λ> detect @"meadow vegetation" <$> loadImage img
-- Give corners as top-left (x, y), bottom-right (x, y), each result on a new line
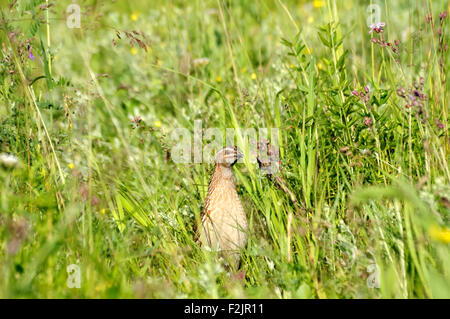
top-left (0, 0), bottom-right (449, 298)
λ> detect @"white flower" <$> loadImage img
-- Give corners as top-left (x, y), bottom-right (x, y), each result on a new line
top-left (0, 153), bottom-right (19, 168)
top-left (192, 57), bottom-right (210, 67)
top-left (369, 22), bottom-right (386, 33)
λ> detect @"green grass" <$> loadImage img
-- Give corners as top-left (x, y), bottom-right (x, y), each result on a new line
top-left (0, 0), bottom-right (449, 298)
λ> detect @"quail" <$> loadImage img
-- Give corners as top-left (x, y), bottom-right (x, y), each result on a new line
top-left (197, 146), bottom-right (248, 268)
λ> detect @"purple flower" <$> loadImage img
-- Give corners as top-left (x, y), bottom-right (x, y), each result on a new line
top-left (435, 119), bottom-right (444, 130)
top-left (364, 117), bottom-right (372, 127)
top-left (364, 86), bottom-right (369, 94)
top-left (27, 45), bottom-right (35, 61)
top-left (440, 11), bottom-right (447, 20)
top-left (352, 90), bottom-right (358, 97)
top-left (369, 22), bottom-right (386, 34)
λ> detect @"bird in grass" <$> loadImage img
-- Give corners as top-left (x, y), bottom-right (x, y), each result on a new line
top-left (196, 146), bottom-right (248, 268)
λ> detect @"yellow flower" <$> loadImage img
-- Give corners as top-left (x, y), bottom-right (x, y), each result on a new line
top-left (130, 47), bottom-right (137, 55)
top-left (317, 62), bottom-right (324, 70)
top-left (290, 64), bottom-right (295, 69)
top-left (313, 0), bottom-right (324, 8)
top-left (216, 76), bottom-right (222, 83)
top-left (251, 73), bottom-right (257, 80)
top-left (154, 120), bottom-right (162, 128)
top-left (308, 16), bottom-right (314, 24)
top-left (100, 208), bottom-right (107, 215)
top-left (68, 163), bottom-right (74, 170)
top-left (130, 12), bottom-right (140, 21)
top-left (304, 47), bottom-right (314, 54)
top-left (241, 67), bottom-right (246, 74)
top-left (430, 225), bottom-right (450, 244)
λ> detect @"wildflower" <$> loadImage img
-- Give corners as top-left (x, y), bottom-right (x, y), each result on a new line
top-left (192, 57), bottom-right (210, 67)
top-left (0, 153), bottom-right (19, 169)
top-left (91, 196), bottom-right (100, 206)
top-left (364, 117), bottom-right (372, 127)
top-left (131, 116), bottom-right (142, 124)
top-left (154, 120), bottom-right (162, 128)
top-left (439, 11), bottom-right (447, 21)
top-left (307, 16), bottom-right (314, 24)
top-left (429, 225), bottom-right (450, 244)
top-left (251, 73), bottom-right (257, 80)
top-left (313, 0), bottom-right (324, 8)
top-left (100, 208), bottom-right (107, 215)
top-left (397, 87), bottom-right (406, 97)
top-left (216, 76), bottom-right (222, 83)
top-left (68, 163), bottom-right (74, 170)
top-left (130, 12), bottom-right (140, 21)
top-left (27, 45), bottom-right (35, 61)
top-left (435, 119), bottom-right (444, 130)
top-left (369, 22), bottom-right (386, 34)
top-left (353, 87), bottom-right (370, 103)
top-left (289, 64), bottom-right (295, 69)
top-left (411, 96), bottom-right (419, 107)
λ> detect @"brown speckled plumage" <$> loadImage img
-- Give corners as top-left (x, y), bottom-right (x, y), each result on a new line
top-left (197, 147), bottom-right (248, 268)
